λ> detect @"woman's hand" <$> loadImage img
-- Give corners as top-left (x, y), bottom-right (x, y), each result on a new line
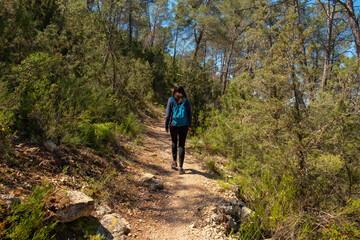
top-left (166, 129), bottom-right (169, 133)
top-left (188, 127), bottom-right (191, 134)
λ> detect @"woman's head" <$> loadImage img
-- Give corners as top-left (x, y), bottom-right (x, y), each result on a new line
top-left (172, 85), bottom-right (187, 103)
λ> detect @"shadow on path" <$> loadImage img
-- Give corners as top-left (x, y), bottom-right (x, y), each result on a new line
top-left (184, 168), bottom-right (213, 179)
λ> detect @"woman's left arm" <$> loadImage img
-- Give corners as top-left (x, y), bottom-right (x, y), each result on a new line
top-left (165, 98), bottom-right (172, 132)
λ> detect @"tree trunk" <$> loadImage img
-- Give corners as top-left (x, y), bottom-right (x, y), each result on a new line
top-left (87, 0), bottom-right (95, 10)
top-left (129, 7), bottom-right (133, 45)
top-left (193, 27), bottom-right (203, 63)
top-left (219, 49), bottom-right (225, 93)
top-left (221, 41), bottom-right (234, 96)
top-left (58, 0), bottom-right (68, 34)
top-left (111, 52), bottom-right (117, 92)
top-left (339, 0), bottom-right (360, 58)
top-left (173, 27), bottom-right (179, 65)
top-left (321, 0), bottom-right (336, 90)
top-left (309, 45), bottom-right (320, 102)
top-left (203, 40), bottom-right (207, 68)
top-left (103, 0), bottom-right (115, 69)
top-left (150, 16), bottom-right (158, 47)
top-left (291, 62), bottom-right (306, 171)
top-left (294, 0), bottom-right (309, 81)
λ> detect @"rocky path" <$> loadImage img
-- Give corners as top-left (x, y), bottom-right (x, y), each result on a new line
top-left (124, 116), bottom-right (242, 240)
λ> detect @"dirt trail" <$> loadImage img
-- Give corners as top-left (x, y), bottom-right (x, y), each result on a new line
top-left (125, 116), bottom-right (229, 240)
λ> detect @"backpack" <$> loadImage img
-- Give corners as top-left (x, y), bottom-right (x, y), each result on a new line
top-left (170, 97), bottom-right (187, 127)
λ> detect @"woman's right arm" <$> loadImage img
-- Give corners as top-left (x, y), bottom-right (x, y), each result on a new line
top-left (186, 99), bottom-right (192, 134)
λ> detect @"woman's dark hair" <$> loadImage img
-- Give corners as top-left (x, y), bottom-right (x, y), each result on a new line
top-left (172, 85), bottom-right (187, 104)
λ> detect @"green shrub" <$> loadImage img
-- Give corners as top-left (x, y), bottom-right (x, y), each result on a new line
top-left (54, 216), bottom-right (104, 240)
top-left (204, 159), bottom-right (225, 178)
top-left (64, 120), bottom-right (116, 151)
top-left (80, 122), bottom-right (115, 150)
top-left (5, 184), bottom-right (57, 240)
top-left (0, 122), bottom-right (13, 161)
top-left (199, 76), bottom-right (360, 239)
top-left (119, 58), bottom-right (154, 104)
top-left (205, 159), bottom-right (217, 173)
top-left (62, 115), bottom-right (143, 150)
top-left (118, 115), bottom-right (142, 138)
top-left (8, 53), bottom-right (61, 138)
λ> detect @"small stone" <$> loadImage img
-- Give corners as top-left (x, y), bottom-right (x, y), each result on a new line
top-left (141, 173), bottom-right (155, 185)
top-left (229, 220), bottom-right (240, 232)
top-left (11, 134), bottom-right (19, 140)
top-left (211, 214), bottom-right (219, 222)
top-left (219, 200), bottom-right (231, 207)
top-left (21, 182), bottom-right (32, 190)
top-left (229, 197), bottom-right (243, 207)
top-left (93, 203), bottom-right (112, 218)
top-left (44, 140), bottom-right (57, 152)
top-left (241, 206), bottom-right (253, 219)
top-left (150, 179), bottom-right (164, 191)
top-left (0, 194), bottom-right (21, 208)
top-left (210, 206), bottom-right (217, 213)
top-left (141, 173), bottom-right (164, 191)
top-left (219, 205), bottom-right (234, 215)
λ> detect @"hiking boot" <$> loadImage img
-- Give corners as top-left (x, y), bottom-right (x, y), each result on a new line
top-left (171, 161), bottom-right (177, 170)
top-left (179, 168), bottom-right (185, 174)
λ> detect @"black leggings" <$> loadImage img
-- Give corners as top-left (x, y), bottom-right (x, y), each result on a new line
top-left (170, 126), bottom-right (188, 168)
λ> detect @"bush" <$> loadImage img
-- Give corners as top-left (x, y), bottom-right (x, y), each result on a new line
top-left (118, 115), bottom-right (142, 138)
top-left (0, 82), bottom-right (14, 162)
top-left (199, 76), bottom-right (360, 239)
top-left (63, 120), bottom-right (116, 151)
top-left (7, 53), bottom-right (62, 139)
top-left (4, 184), bottom-right (57, 240)
top-left (119, 58), bottom-right (154, 104)
top-left (0, 121), bottom-right (13, 161)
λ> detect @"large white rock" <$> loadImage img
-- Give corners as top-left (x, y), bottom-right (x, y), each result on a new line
top-left (97, 213), bottom-right (131, 240)
top-left (56, 190), bottom-right (95, 223)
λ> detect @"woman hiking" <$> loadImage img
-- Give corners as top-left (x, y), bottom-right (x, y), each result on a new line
top-left (165, 85), bottom-right (192, 174)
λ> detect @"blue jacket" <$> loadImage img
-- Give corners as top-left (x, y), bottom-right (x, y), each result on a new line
top-left (165, 97), bottom-right (192, 130)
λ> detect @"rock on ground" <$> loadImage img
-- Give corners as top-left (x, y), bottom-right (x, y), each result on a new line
top-left (56, 190), bottom-right (95, 223)
top-left (0, 194), bottom-right (20, 208)
top-left (241, 206), bottom-right (253, 219)
top-left (141, 173), bottom-right (155, 184)
top-left (97, 213), bottom-right (131, 240)
top-left (44, 140), bottom-right (57, 152)
top-left (141, 173), bottom-right (164, 191)
top-left (93, 203), bottom-right (112, 218)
